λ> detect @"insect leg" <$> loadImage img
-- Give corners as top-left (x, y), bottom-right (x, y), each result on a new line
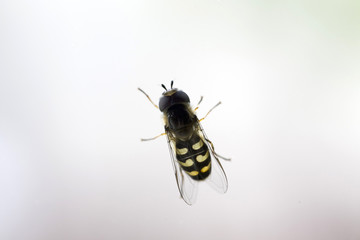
top-left (194, 96), bottom-right (203, 111)
top-left (204, 137), bottom-right (231, 161)
top-left (141, 132), bottom-right (166, 141)
top-left (199, 101), bottom-right (221, 122)
top-left (138, 88), bottom-right (159, 109)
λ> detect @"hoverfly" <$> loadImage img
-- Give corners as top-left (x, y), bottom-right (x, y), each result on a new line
top-left (138, 81), bottom-right (230, 205)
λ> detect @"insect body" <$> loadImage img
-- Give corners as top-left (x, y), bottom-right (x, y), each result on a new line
top-left (138, 81), bottom-right (229, 205)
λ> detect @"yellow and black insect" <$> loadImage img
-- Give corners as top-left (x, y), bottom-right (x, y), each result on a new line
top-left (138, 81), bottom-right (229, 205)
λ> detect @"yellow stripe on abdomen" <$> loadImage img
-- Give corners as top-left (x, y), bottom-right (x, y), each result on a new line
top-left (186, 171), bottom-right (199, 176)
top-left (178, 159), bottom-right (194, 167)
top-left (192, 140), bottom-right (204, 150)
top-left (196, 151), bottom-right (209, 162)
top-left (201, 162), bottom-right (211, 173)
top-left (176, 147), bottom-right (188, 155)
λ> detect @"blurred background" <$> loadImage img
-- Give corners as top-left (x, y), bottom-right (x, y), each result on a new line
top-left (1, 0), bottom-right (360, 239)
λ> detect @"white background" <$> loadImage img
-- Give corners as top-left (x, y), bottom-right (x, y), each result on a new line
top-left (1, 0), bottom-right (360, 239)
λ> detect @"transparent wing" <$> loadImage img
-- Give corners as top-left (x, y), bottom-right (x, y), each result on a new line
top-left (196, 121), bottom-right (229, 193)
top-left (166, 132), bottom-right (199, 205)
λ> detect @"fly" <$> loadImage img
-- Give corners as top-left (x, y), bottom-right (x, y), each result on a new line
top-left (138, 81), bottom-right (230, 205)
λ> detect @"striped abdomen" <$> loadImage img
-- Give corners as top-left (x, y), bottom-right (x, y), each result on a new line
top-left (175, 133), bottom-right (211, 180)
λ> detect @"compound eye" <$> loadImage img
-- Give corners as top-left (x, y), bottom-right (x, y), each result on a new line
top-left (159, 96), bottom-right (170, 112)
top-left (173, 91), bottom-right (190, 104)
top-left (159, 90), bottom-right (190, 112)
